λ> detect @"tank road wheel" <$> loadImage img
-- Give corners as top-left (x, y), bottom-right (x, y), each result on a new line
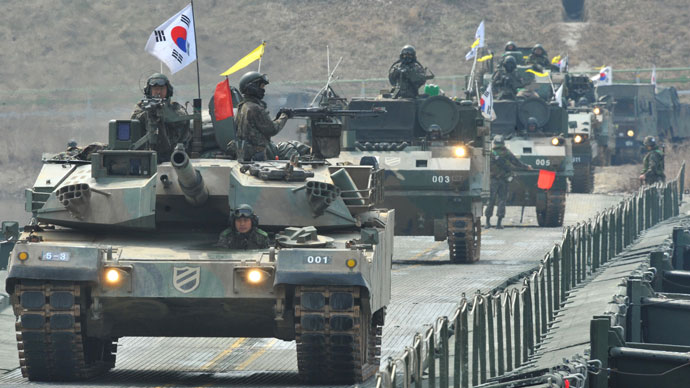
top-left (13, 281), bottom-right (117, 381)
top-left (571, 163), bottom-right (594, 193)
top-left (447, 215), bottom-right (481, 263)
top-left (536, 191), bottom-right (566, 227)
top-left (294, 286), bottom-right (381, 384)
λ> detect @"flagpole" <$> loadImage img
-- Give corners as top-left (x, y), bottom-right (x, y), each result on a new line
top-left (191, 0), bottom-right (201, 99)
top-left (258, 40), bottom-right (265, 72)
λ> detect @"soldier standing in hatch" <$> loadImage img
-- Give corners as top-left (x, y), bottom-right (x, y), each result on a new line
top-left (234, 71), bottom-right (290, 161)
top-left (485, 135), bottom-right (533, 229)
top-left (388, 45), bottom-right (434, 99)
top-left (492, 55), bottom-right (523, 100)
top-left (217, 204), bottom-right (270, 249)
top-left (639, 136), bottom-right (665, 185)
top-left (526, 44), bottom-right (550, 71)
top-left (131, 73), bottom-right (191, 163)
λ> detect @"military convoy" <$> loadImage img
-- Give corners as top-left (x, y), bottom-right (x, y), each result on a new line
top-left (2, 97), bottom-right (394, 383)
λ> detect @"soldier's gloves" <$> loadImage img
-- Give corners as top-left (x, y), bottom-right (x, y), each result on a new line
top-left (276, 108), bottom-right (294, 120)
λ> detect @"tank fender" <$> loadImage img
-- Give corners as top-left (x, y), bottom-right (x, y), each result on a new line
top-left (5, 243), bottom-right (101, 293)
top-left (273, 249), bottom-right (371, 291)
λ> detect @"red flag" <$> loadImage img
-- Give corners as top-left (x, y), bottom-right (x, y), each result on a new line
top-left (537, 169), bottom-right (556, 190)
top-left (214, 78), bottom-right (234, 121)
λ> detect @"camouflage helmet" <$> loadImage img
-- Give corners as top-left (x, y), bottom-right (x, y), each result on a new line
top-left (577, 97), bottom-right (590, 106)
top-left (505, 41), bottom-right (517, 51)
top-left (239, 71), bottom-right (269, 96)
top-left (400, 45), bottom-right (416, 61)
top-left (492, 134), bottom-right (505, 146)
top-left (527, 117), bottom-right (539, 129)
top-left (144, 73), bottom-right (174, 98)
top-left (532, 44), bottom-right (545, 56)
top-left (67, 139), bottom-right (78, 148)
top-left (643, 136), bottom-right (657, 147)
top-left (230, 203), bottom-right (259, 229)
top-left (503, 55), bottom-right (517, 72)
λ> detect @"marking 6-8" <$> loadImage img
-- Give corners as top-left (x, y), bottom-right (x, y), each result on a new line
top-left (535, 159), bottom-right (551, 167)
top-left (432, 175), bottom-right (450, 183)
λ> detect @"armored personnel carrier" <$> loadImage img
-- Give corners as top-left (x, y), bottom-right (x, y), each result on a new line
top-left (2, 97), bottom-right (393, 384)
top-left (308, 85), bottom-right (489, 263)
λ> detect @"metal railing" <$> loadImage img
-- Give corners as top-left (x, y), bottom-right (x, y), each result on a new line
top-left (375, 162), bottom-right (686, 388)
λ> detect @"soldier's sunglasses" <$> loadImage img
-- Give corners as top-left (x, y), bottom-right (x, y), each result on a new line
top-left (148, 78), bottom-right (167, 86)
top-left (234, 208), bottom-right (253, 218)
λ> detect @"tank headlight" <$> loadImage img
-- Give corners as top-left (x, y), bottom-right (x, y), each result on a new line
top-left (574, 135), bottom-right (583, 144)
top-left (346, 259), bottom-right (357, 268)
top-left (627, 129), bottom-right (635, 137)
top-left (105, 268), bottom-right (120, 284)
top-left (247, 269), bottom-right (263, 284)
top-left (454, 146), bottom-right (467, 158)
top-left (551, 137), bottom-right (561, 146)
top-left (593, 107), bottom-right (601, 115)
top-left (18, 252), bottom-right (29, 261)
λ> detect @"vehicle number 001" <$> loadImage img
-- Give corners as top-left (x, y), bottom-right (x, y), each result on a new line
top-left (304, 256), bottom-right (330, 264)
top-left (432, 175), bottom-right (450, 183)
top-left (535, 159), bottom-right (551, 167)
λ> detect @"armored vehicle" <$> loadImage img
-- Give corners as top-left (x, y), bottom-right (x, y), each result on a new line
top-left (656, 86), bottom-right (690, 142)
top-left (2, 96), bottom-right (393, 384)
top-left (310, 86), bottom-right (489, 263)
top-left (595, 83), bottom-right (657, 164)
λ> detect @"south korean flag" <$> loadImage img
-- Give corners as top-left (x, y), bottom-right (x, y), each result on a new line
top-left (145, 3), bottom-right (196, 74)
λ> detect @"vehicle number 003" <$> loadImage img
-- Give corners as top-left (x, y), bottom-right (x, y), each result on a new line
top-left (304, 256), bottom-right (330, 264)
top-left (535, 159), bottom-right (551, 167)
top-left (432, 175), bottom-right (450, 183)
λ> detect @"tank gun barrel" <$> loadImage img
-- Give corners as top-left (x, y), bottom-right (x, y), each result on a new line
top-left (170, 146), bottom-right (208, 207)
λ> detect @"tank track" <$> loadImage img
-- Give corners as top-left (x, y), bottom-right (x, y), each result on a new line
top-left (536, 190), bottom-right (566, 227)
top-left (447, 215), bottom-right (481, 263)
top-left (12, 281), bottom-right (116, 381)
top-left (571, 163), bottom-right (594, 193)
top-left (294, 286), bottom-right (381, 384)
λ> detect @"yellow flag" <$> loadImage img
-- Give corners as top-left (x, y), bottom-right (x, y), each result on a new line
top-left (220, 42), bottom-right (266, 76)
top-left (525, 69), bottom-right (549, 77)
top-left (477, 54), bottom-right (493, 62)
top-left (594, 65), bottom-right (606, 70)
top-left (551, 55), bottom-right (561, 64)
top-left (471, 38), bottom-right (480, 49)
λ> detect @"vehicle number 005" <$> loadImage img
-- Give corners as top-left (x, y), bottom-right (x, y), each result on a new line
top-left (535, 159), bottom-right (551, 167)
top-left (432, 175), bottom-right (450, 183)
top-left (304, 256), bottom-right (330, 264)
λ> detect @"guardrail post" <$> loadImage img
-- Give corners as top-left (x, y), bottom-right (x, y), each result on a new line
top-left (513, 293), bottom-right (521, 368)
top-left (504, 294), bottom-right (513, 373)
top-left (592, 220), bottom-right (600, 271)
top-left (586, 222), bottom-right (593, 275)
top-left (440, 317), bottom-right (449, 388)
top-left (552, 246), bottom-right (561, 308)
top-left (472, 298), bottom-right (480, 386)
top-left (616, 207), bottom-right (623, 254)
top-left (454, 301), bottom-right (469, 388)
top-left (575, 226), bottom-right (582, 284)
top-left (533, 274), bottom-right (541, 345)
top-left (479, 297), bottom-right (487, 384)
top-left (428, 327), bottom-right (436, 388)
top-left (601, 213), bottom-right (608, 264)
top-left (545, 254), bottom-right (554, 321)
top-left (496, 295), bottom-right (505, 377)
top-left (561, 229), bottom-right (571, 297)
top-left (522, 284), bottom-right (534, 361)
top-left (487, 294), bottom-right (496, 379)
top-left (608, 211), bottom-right (616, 260)
top-left (680, 162), bottom-right (685, 202)
top-left (539, 267), bottom-right (548, 340)
top-left (415, 333), bottom-right (423, 388)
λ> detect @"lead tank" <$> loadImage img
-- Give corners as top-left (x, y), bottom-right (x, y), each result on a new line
top-left (3, 96), bottom-right (393, 384)
top-left (318, 86), bottom-right (489, 263)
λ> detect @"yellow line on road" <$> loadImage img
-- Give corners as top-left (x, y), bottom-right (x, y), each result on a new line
top-left (392, 241), bottom-right (444, 272)
top-left (236, 338), bottom-right (279, 370)
top-left (200, 337), bottom-right (247, 371)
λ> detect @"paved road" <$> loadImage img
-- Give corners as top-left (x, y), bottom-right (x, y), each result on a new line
top-left (0, 194), bottom-right (624, 387)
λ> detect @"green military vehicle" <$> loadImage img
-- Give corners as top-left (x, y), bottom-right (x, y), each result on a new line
top-left (595, 83), bottom-right (657, 164)
top-left (307, 86), bottom-right (489, 263)
top-left (2, 96), bottom-right (393, 384)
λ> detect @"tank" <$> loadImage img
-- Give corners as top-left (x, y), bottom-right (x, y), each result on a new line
top-left (311, 85), bottom-right (489, 263)
top-left (3, 97), bottom-right (393, 384)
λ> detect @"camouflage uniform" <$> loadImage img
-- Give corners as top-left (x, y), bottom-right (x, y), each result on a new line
top-left (217, 227), bottom-right (270, 249)
top-left (388, 45), bottom-right (434, 99)
top-left (235, 95), bottom-right (288, 160)
top-left (492, 67), bottom-right (523, 100)
top-left (485, 144), bottom-right (531, 224)
top-left (641, 146), bottom-right (665, 184)
top-left (131, 100), bottom-right (191, 163)
top-left (526, 45), bottom-right (550, 71)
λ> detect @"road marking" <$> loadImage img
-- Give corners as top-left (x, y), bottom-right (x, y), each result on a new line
top-left (200, 337), bottom-right (247, 371)
top-left (236, 338), bottom-right (279, 370)
top-left (393, 241), bottom-right (445, 272)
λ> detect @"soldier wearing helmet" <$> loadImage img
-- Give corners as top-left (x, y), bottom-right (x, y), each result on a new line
top-left (485, 135), bottom-right (533, 229)
top-left (526, 44), bottom-right (550, 72)
top-left (388, 45), bottom-right (434, 99)
top-left (503, 41), bottom-right (517, 54)
top-left (217, 204), bottom-right (270, 249)
top-left (492, 55), bottom-right (523, 100)
top-left (525, 117), bottom-right (544, 135)
top-left (639, 136), bottom-right (665, 184)
top-left (131, 73), bottom-right (191, 162)
top-left (234, 71), bottom-right (289, 161)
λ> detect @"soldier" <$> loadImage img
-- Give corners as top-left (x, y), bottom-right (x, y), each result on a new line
top-left (639, 136), bottom-right (665, 185)
top-left (131, 73), bottom-right (191, 163)
top-left (388, 45), bottom-right (434, 99)
top-left (235, 71), bottom-right (290, 161)
top-left (525, 117), bottom-right (543, 135)
top-left (485, 135), bottom-right (533, 229)
top-left (503, 41), bottom-right (518, 54)
top-left (217, 204), bottom-right (270, 249)
top-left (492, 55), bottom-right (523, 100)
top-left (526, 44), bottom-right (550, 71)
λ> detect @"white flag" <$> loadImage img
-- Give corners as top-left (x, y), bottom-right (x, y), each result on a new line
top-left (651, 65), bottom-right (657, 91)
top-left (465, 20), bottom-right (485, 61)
top-left (591, 66), bottom-right (612, 86)
top-left (145, 4), bottom-right (196, 74)
top-left (480, 83), bottom-right (496, 121)
top-left (554, 83), bottom-right (564, 107)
